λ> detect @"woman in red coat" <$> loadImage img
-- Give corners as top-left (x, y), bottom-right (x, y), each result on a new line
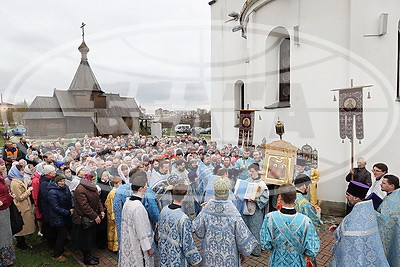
top-left (31, 164), bottom-right (43, 236)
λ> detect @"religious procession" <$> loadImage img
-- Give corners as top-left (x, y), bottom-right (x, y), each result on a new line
top-left (0, 131), bottom-right (398, 267)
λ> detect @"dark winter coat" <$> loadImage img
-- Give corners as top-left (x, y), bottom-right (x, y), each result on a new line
top-left (48, 181), bottom-right (74, 227)
top-left (72, 179), bottom-right (104, 225)
top-left (39, 175), bottom-right (53, 222)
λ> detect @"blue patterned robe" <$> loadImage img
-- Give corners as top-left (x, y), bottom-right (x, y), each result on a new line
top-left (260, 210), bottom-right (320, 267)
top-left (294, 192), bottom-right (323, 232)
top-left (329, 200), bottom-right (389, 267)
top-left (233, 157), bottom-right (254, 180)
top-left (193, 199), bottom-right (258, 267)
top-left (158, 206), bottom-right (202, 266)
top-left (241, 177), bottom-right (269, 256)
top-left (113, 184), bottom-right (160, 248)
top-left (196, 161), bottom-right (214, 199)
top-left (377, 188), bottom-right (400, 267)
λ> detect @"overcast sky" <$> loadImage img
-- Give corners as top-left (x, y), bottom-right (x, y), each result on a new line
top-left (0, 0), bottom-right (211, 113)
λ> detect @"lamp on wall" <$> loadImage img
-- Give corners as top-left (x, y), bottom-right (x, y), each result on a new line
top-left (275, 119), bottom-right (285, 140)
top-left (228, 11), bottom-right (239, 19)
top-left (225, 12), bottom-right (240, 23)
top-left (232, 25), bottom-right (243, 32)
top-left (208, 0), bottom-right (217, 5)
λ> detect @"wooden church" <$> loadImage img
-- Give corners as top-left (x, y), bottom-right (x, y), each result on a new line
top-left (24, 30), bottom-right (142, 138)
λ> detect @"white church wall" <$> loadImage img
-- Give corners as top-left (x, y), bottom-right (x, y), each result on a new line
top-left (211, 0), bottom-right (400, 204)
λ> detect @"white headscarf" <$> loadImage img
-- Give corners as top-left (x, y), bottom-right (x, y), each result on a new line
top-left (117, 164), bottom-right (131, 184)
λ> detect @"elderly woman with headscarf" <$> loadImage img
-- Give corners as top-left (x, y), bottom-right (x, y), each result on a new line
top-left (9, 164), bottom-right (36, 250)
top-left (23, 163), bottom-right (35, 186)
top-left (69, 166), bottom-right (86, 193)
top-left (71, 173), bottom-right (104, 265)
top-left (117, 164), bottom-right (131, 184)
top-left (0, 159), bottom-right (16, 266)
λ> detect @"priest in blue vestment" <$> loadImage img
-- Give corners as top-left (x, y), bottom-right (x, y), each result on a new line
top-left (233, 148), bottom-right (254, 181)
top-left (193, 176), bottom-right (258, 267)
top-left (196, 155), bottom-right (214, 199)
top-left (260, 184), bottom-right (320, 267)
top-left (158, 183), bottom-right (202, 267)
top-left (294, 174), bottom-right (323, 232)
top-left (241, 163), bottom-right (269, 256)
top-left (329, 181), bottom-right (389, 267)
top-left (377, 174), bottom-right (400, 267)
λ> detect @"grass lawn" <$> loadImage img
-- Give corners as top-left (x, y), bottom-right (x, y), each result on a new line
top-left (14, 233), bottom-right (79, 267)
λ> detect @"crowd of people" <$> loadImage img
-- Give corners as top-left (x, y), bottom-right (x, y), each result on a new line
top-left (0, 134), bottom-right (398, 266)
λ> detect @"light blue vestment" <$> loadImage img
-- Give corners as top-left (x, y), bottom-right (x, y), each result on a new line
top-left (260, 210), bottom-right (320, 267)
top-left (233, 157), bottom-right (254, 180)
top-left (329, 200), bottom-right (389, 267)
top-left (196, 161), bottom-right (214, 199)
top-left (241, 177), bottom-right (269, 256)
top-left (294, 192), bottom-right (323, 232)
top-left (377, 188), bottom-right (400, 267)
top-left (158, 206), bottom-right (202, 267)
top-left (193, 199), bottom-right (258, 267)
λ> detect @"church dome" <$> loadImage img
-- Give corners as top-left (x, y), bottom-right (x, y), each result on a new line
top-left (78, 41), bottom-right (90, 53)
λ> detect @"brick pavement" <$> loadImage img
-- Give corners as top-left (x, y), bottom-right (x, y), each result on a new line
top-left (75, 222), bottom-right (338, 267)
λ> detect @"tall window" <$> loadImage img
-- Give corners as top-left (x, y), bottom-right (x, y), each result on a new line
top-left (265, 27), bottom-right (290, 109)
top-left (234, 80), bottom-right (245, 124)
top-left (279, 38), bottom-right (290, 102)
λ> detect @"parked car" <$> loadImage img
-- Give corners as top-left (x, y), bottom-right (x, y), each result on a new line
top-left (3, 128), bottom-right (26, 136)
top-left (175, 124), bottom-right (191, 134)
top-left (200, 127), bottom-right (211, 134)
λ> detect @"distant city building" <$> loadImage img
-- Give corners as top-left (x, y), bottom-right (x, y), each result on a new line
top-left (24, 33), bottom-right (143, 138)
top-left (0, 102), bottom-right (14, 112)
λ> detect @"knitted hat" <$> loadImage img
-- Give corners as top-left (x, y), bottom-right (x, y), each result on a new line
top-left (213, 176), bottom-right (230, 199)
top-left (56, 161), bottom-right (66, 168)
top-left (55, 175), bottom-right (65, 183)
top-left (43, 165), bottom-right (56, 175)
top-left (82, 173), bottom-right (94, 183)
top-left (75, 166), bottom-right (85, 175)
top-left (347, 181), bottom-right (369, 200)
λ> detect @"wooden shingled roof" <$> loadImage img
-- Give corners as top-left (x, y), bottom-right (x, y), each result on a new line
top-left (23, 96), bottom-right (64, 120)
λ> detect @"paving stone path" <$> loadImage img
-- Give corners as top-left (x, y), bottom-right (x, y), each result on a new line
top-left (74, 215), bottom-right (341, 267)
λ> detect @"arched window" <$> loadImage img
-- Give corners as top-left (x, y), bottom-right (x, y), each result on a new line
top-left (265, 27), bottom-right (291, 109)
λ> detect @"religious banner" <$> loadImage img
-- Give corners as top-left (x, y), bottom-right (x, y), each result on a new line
top-left (238, 110), bottom-right (255, 147)
top-left (339, 86), bottom-right (364, 140)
